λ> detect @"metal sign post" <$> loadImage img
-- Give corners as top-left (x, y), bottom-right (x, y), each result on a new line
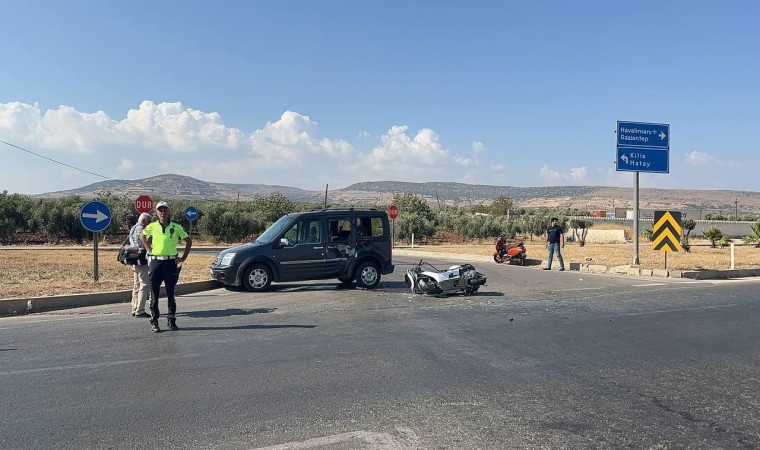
top-left (388, 204), bottom-right (399, 248)
top-left (616, 121), bottom-right (670, 266)
top-left (93, 232), bottom-right (99, 281)
top-left (80, 201), bottom-right (112, 282)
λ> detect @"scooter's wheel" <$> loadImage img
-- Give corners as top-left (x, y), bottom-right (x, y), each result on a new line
top-left (493, 255), bottom-right (503, 264)
top-left (516, 255), bottom-right (526, 266)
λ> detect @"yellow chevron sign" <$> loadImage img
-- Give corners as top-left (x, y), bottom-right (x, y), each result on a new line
top-left (652, 211), bottom-right (682, 252)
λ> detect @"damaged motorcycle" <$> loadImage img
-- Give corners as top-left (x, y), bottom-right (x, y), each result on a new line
top-left (405, 260), bottom-right (487, 296)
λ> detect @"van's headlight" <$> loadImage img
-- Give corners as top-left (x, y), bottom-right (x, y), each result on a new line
top-left (220, 253), bottom-right (236, 266)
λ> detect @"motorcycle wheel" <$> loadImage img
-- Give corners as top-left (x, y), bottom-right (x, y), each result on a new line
top-left (493, 255), bottom-right (504, 264)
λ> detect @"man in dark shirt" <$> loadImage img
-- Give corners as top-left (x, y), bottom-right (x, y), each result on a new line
top-left (544, 217), bottom-right (565, 271)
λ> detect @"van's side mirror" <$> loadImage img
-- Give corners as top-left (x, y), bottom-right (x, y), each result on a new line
top-left (279, 238), bottom-right (289, 247)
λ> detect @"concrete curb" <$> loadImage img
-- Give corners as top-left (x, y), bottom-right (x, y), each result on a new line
top-left (679, 268), bottom-right (760, 280)
top-left (0, 280), bottom-right (223, 316)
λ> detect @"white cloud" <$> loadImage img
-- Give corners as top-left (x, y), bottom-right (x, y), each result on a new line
top-left (569, 166), bottom-right (588, 180)
top-left (117, 100), bottom-right (244, 153)
top-left (0, 100), bottom-right (499, 193)
top-left (685, 151), bottom-right (738, 168)
top-left (118, 159), bottom-right (135, 172)
top-left (367, 125), bottom-right (449, 168)
top-left (249, 111), bottom-right (357, 164)
top-left (539, 164), bottom-right (588, 184)
top-left (455, 141), bottom-right (486, 167)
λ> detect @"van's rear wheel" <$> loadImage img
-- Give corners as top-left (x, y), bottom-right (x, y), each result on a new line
top-left (355, 261), bottom-right (380, 289)
top-left (242, 264), bottom-right (272, 292)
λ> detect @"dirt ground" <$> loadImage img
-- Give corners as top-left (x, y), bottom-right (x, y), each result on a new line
top-left (1, 241), bottom-right (758, 299)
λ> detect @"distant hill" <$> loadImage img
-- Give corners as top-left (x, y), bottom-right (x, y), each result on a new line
top-left (39, 174), bottom-right (760, 214)
top-left (43, 174), bottom-right (323, 203)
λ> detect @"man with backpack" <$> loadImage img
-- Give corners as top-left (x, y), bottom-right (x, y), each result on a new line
top-left (129, 213), bottom-right (152, 317)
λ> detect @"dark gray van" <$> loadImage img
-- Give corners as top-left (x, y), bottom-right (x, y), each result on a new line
top-left (209, 209), bottom-right (394, 291)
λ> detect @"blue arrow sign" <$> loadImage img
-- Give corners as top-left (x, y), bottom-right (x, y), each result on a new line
top-left (184, 206), bottom-right (198, 221)
top-left (617, 146), bottom-right (669, 173)
top-left (617, 121), bottom-right (669, 149)
top-left (80, 201), bottom-right (112, 232)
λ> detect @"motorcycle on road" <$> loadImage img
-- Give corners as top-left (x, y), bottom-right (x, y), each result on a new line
top-left (405, 260), bottom-right (487, 297)
top-left (493, 241), bottom-right (527, 265)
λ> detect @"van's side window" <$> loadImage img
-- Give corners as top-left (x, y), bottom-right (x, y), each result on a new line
top-left (329, 218), bottom-right (352, 242)
top-left (357, 216), bottom-right (386, 240)
top-left (356, 217), bottom-right (387, 240)
top-left (283, 219), bottom-right (321, 245)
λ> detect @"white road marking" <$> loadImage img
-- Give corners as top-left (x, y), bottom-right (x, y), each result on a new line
top-left (560, 287), bottom-right (608, 292)
top-left (253, 430), bottom-right (412, 449)
top-left (0, 354), bottom-right (198, 377)
top-left (631, 283), bottom-right (666, 287)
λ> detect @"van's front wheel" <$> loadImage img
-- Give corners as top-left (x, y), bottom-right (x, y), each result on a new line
top-left (355, 261), bottom-right (380, 289)
top-left (242, 264), bottom-right (272, 292)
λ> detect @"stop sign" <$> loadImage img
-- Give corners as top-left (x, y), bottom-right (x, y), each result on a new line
top-left (388, 203), bottom-right (399, 220)
top-left (135, 195), bottom-right (153, 213)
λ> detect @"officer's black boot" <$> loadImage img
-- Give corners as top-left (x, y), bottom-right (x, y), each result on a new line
top-left (169, 318), bottom-right (179, 331)
top-left (151, 321), bottom-right (161, 333)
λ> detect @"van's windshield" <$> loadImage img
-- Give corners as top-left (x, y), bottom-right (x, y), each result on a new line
top-left (255, 215), bottom-right (293, 244)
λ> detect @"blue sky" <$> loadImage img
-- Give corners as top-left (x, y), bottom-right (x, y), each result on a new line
top-left (1, 0), bottom-right (758, 195)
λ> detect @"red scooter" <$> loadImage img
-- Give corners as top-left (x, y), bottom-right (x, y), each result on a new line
top-left (493, 241), bottom-right (527, 265)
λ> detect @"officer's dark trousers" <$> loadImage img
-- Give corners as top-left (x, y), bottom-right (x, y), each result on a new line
top-left (148, 259), bottom-right (178, 322)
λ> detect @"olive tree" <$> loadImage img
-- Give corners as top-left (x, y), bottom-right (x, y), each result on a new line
top-left (0, 191), bottom-right (32, 244)
top-left (569, 218), bottom-right (593, 247)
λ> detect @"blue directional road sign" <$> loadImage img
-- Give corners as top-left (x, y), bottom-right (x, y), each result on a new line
top-left (184, 206), bottom-right (198, 222)
top-left (617, 146), bottom-right (669, 173)
top-left (617, 121), bottom-right (669, 149)
top-left (80, 201), bottom-right (112, 232)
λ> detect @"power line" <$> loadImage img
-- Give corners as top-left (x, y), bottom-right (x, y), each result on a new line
top-left (1, 140), bottom-right (112, 181)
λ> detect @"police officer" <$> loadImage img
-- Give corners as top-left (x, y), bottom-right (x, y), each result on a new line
top-left (140, 201), bottom-right (192, 333)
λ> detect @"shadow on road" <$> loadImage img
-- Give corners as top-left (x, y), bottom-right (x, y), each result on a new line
top-left (181, 308), bottom-right (276, 318)
top-left (179, 324), bottom-right (316, 331)
top-left (473, 291), bottom-right (505, 297)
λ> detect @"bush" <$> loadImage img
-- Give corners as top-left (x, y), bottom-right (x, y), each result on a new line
top-left (702, 226), bottom-right (724, 248)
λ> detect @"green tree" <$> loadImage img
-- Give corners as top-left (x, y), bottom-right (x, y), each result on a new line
top-left (253, 192), bottom-right (297, 225)
top-left (198, 201), bottom-right (266, 243)
top-left (742, 219), bottom-right (760, 248)
top-left (0, 191), bottom-right (33, 244)
top-left (490, 195), bottom-right (513, 217)
top-left (569, 218), bottom-right (593, 247)
top-left (393, 192), bottom-right (435, 222)
top-left (519, 213), bottom-right (550, 241)
top-left (394, 212), bottom-right (435, 243)
top-left (681, 218), bottom-right (696, 252)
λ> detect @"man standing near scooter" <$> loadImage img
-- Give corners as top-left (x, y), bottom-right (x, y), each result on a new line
top-left (544, 217), bottom-right (565, 271)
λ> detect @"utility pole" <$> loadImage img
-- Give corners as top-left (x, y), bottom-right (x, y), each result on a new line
top-left (735, 199), bottom-right (738, 220)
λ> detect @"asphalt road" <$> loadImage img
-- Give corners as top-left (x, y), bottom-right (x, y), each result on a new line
top-left (1, 256), bottom-right (759, 449)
